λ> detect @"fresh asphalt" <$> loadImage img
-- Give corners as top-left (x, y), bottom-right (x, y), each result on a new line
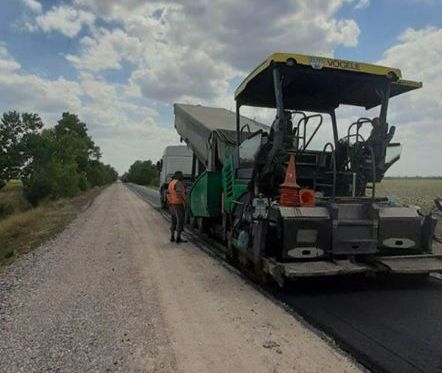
top-left (126, 183), bottom-right (442, 373)
top-left (126, 183), bottom-right (161, 207)
top-left (271, 276), bottom-right (442, 373)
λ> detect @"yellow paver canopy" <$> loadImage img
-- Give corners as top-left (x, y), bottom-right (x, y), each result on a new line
top-left (235, 53), bottom-right (422, 111)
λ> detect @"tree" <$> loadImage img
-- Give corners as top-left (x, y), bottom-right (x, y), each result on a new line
top-left (86, 160), bottom-right (118, 187)
top-left (0, 111), bottom-right (43, 181)
top-left (126, 160), bottom-right (159, 185)
top-left (21, 128), bottom-right (80, 204)
top-left (1, 110), bottom-right (118, 205)
top-left (54, 113), bottom-right (100, 186)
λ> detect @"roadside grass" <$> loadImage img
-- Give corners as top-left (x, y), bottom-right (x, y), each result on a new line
top-left (0, 186), bottom-right (104, 268)
top-left (0, 180), bottom-right (31, 219)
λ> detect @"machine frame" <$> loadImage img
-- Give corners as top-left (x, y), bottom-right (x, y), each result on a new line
top-left (175, 53), bottom-right (442, 286)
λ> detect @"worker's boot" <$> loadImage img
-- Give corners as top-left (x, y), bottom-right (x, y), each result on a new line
top-left (176, 234), bottom-right (187, 244)
top-left (170, 232), bottom-right (175, 242)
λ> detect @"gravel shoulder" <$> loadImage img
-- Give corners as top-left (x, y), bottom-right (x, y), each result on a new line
top-left (0, 183), bottom-right (361, 372)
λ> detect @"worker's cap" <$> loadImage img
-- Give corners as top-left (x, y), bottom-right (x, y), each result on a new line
top-left (174, 170), bottom-right (183, 178)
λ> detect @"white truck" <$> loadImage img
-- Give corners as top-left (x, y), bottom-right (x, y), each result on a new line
top-left (159, 145), bottom-right (193, 209)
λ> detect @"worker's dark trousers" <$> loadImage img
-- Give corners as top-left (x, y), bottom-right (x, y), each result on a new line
top-left (169, 204), bottom-right (185, 235)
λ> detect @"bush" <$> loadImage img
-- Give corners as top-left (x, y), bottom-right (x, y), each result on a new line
top-left (78, 173), bottom-right (90, 192)
top-left (85, 160), bottom-right (118, 187)
top-left (49, 160), bottom-right (80, 199)
top-left (0, 180), bottom-right (31, 219)
top-left (126, 160), bottom-right (158, 186)
top-left (23, 157), bottom-right (80, 205)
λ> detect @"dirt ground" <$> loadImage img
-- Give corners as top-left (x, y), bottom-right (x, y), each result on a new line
top-left (0, 183), bottom-right (361, 372)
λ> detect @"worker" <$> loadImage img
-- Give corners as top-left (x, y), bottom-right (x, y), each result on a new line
top-left (167, 170), bottom-right (187, 243)
top-left (368, 117), bottom-right (394, 144)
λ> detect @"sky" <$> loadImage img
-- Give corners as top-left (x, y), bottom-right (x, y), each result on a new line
top-left (0, 0), bottom-right (441, 176)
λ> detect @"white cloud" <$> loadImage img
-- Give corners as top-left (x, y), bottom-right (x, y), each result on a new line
top-left (0, 46), bottom-right (21, 71)
top-left (7, 0), bottom-right (367, 172)
top-left (73, 73), bottom-right (173, 171)
top-left (9, 1), bottom-right (442, 176)
top-left (66, 28), bottom-right (143, 72)
top-left (12, 1), bottom-right (442, 176)
top-left (22, 0), bottom-right (42, 14)
top-left (73, 0), bottom-right (151, 20)
top-left (0, 72), bottom-right (82, 115)
top-left (0, 45), bottom-right (175, 173)
top-left (91, 121), bottom-right (178, 172)
top-left (0, 45), bottom-right (82, 114)
top-left (63, 0), bottom-right (360, 106)
top-left (377, 27), bottom-right (442, 176)
top-left (35, 5), bottom-right (95, 37)
top-left (354, 0), bottom-right (370, 9)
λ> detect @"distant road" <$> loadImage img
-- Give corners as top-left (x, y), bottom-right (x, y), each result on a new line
top-left (125, 182), bottom-right (159, 206)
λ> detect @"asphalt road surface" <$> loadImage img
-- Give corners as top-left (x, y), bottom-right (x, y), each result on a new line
top-left (128, 183), bottom-right (442, 373)
top-left (276, 276), bottom-right (442, 373)
top-left (126, 183), bottom-right (160, 206)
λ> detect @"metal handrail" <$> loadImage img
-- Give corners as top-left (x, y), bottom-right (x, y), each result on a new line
top-left (347, 117), bottom-right (372, 144)
top-left (368, 145), bottom-right (376, 200)
top-left (314, 142), bottom-right (336, 200)
top-left (296, 114), bottom-right (323, 151)
top-left (240, 123), bottom-right (251, 135)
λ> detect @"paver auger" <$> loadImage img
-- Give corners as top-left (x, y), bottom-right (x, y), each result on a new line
top-left (175, 53), bottom-right (442, 286)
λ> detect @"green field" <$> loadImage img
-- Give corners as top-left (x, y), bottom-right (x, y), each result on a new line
top-left (376, 178), bottom-right (442, 213)
top-left (377, 178), bottom-right (442, 252)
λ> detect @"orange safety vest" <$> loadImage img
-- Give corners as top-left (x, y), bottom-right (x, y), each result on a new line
top-left (167, 179), bottom-right (185, 205)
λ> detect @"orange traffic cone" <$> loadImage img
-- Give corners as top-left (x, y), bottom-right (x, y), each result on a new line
top-left (279, 154), bottom-right (300, 206)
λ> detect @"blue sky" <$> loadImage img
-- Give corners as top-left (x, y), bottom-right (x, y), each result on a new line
top-left (0, 0), bottom-right (441, 175)
top-left (336, 0), bottom-right (442, 59)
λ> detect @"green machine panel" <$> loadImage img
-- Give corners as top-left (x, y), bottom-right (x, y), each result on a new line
top-left (222, 155), bottom-right (248, 213)
top-left (189, 171), bottom-right (222, 217)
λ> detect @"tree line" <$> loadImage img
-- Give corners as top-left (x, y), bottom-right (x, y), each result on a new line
top-left (122, 160), bottom-right (159, 186)
top-left (0, 111), bottom-right (118, 205)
